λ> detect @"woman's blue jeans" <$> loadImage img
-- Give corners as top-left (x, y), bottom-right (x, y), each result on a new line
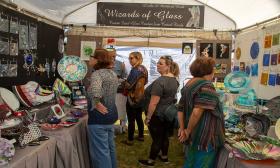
top-left (88, 124), bottom-right (117, 168)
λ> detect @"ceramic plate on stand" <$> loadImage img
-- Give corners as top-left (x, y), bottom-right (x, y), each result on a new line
top-left (0, 87), bottom-right (20, 111)
top-left (275, 118), bottom-right (280, 140)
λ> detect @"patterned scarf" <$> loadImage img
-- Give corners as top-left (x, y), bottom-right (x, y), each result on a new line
top-left (182, 78), bottom-right (225, 150)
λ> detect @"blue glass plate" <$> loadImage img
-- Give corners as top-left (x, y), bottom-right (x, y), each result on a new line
top-left (224, 72), bottom-right (250, 92)
top-left (250, 42), bottom-right (259, 59)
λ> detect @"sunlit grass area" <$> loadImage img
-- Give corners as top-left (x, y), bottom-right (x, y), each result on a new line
top-left (115, 120), bottom-right (185, 168)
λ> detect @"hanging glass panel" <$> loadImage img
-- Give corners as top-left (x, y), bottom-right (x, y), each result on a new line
top-left (29, 23), bottom-right (37, 49)
top-left (10, 16), bottom-right (19, 34)
top-left (0, 13), bottom-right (9, 32)
top-left (19, 19), bottom-right (29, 50)
top-left (0, 36), bottom-right (9, 55)
top-left (10, 37), bottom-right (18, 56)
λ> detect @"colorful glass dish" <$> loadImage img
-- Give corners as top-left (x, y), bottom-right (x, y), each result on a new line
top-left (234, 89), bottom-right (257, 107)
top-left (224, 71), bottom-right (250, 92)
top-left (57, 56), bottom-right (87, 82)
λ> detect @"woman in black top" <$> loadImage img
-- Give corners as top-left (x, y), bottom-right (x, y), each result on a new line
top-left (139, 55), bottom-right (180, 167)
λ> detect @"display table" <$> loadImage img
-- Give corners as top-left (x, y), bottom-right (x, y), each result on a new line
top-left (41, 115), bottom-right (90, 168)
top-left (217, 144), bottom-right (280, 168)
top-left (8, 137), bottom-right (56, 168)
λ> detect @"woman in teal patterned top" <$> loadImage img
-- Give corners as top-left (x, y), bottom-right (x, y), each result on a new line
top-left (177, 57), bottom-right (225, 168)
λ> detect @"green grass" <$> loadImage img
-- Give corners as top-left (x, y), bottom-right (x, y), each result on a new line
top-left (115, 123), bottom-right (185, 168)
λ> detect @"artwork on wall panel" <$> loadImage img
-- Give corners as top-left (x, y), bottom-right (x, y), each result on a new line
top-left (216, 43), bottom-right (230, 59)
top-left (182, 43), bottom-right (193, 54)
top-left (80, 41), bottom-right (96, 61)
top-left (199, 43), bottom-right (213, 57)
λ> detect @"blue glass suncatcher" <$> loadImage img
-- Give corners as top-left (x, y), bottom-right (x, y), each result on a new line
top-left (233, 66), bottom-right (240, 72)
top-left (251, 64), bottom-right (258, 76)
top-left (276, 74), bottom-right (280, 85)
top-left (268, 74), bottom-right (277, 86)
top-left (271, 54), bottom-right (277, 65)
top-left (263, 54), bottom-right (270, 66)
top-left (245, 65), bottom-right (251, 76)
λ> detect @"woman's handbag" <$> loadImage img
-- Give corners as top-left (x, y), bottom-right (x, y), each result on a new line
top-left (160, 104), bottom-right (177, 122)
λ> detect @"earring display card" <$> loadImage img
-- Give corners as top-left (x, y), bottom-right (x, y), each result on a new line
top-left (10, 16), bottom-right (18, 34)
top-left (260, 72), bottom-right (269, 85)
top-left (0, 36), bottom-right (9, 55)
top-left (0, 60), bottom-right (9, 77)
top-left (272, 33), bottom-right (280, 46)
top-left (7, 61), bottom-right (17, 77)
top-left (276, 74), bottom-right (280, 85)
top-left (0, 13), bottom-right (9, 32)
top-left (29, 23), bottom-right (37, 49)
top-left (251, 64), bottom-right (258, 76)
top-left (264, 35), bottom-right (272, 49)
top-left (271, 54), bottom-right (277, 65)
top-left (263, 53), bottom-right (270, 66)
top-left (268, 73), bottom-right (277, 86)
top-left (10, 37), bottom-right (18, 56)
top-left (19, 20), bottom-right (29, 50)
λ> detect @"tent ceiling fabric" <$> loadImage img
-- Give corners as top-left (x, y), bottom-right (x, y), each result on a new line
top-left (7, 0), bottom-right (280, 29)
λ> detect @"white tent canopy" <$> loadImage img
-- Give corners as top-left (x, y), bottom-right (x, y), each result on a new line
top-left (3, 0), bottom-right (280, 30)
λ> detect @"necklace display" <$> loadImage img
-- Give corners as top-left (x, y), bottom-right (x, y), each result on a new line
top-left (45, 58), bottom-right (50, 78)
top-left (23, 50), bottom-right (36, 75)
top-left (51, 58), bottom-right (56, 77)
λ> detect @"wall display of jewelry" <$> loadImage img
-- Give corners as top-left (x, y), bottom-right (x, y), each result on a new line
top-left (0, 5), bottom-right (63, 90)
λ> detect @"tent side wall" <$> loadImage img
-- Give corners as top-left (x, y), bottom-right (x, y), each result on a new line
top-left (234, 21), bottom-right (280, 100)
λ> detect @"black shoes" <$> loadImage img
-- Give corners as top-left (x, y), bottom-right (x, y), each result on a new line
top-left (138, 160), bottom-right (155, 167)
top-left (158, 155), bottom-right (169, 163)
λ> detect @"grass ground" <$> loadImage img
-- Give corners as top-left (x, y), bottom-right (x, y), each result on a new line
top-left (115, 123), bottom-right (185, 168)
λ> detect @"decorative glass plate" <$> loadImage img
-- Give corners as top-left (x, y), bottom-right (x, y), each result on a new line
top-left (224, 72), bottom-right (250, 92)
top-left (57, 56), bottom-right (87, 82)
top-left (0, 87), bottom-right (20, 111)
top-left (250, 42), bottom-right (259, 59)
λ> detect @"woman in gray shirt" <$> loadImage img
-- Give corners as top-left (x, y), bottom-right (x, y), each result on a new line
top-left (139, 55), bottom-right (180, 167)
